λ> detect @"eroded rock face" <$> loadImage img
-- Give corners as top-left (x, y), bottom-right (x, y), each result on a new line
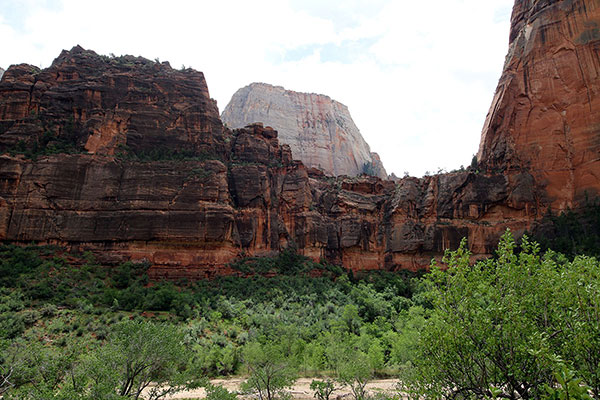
top-left (222, 83), bottom-right (387, 179)
top-left (0, 0), bottom-right (598, 281)
top-left (0, 151), bottom-right (537, 277)
top-left (0, 45), bottom-right (227, 158)
top-left (478, 0), bottom-right (600, 211)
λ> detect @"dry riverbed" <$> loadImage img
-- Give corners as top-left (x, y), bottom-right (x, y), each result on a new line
top-left (162, 378), bottom-right (401, 399)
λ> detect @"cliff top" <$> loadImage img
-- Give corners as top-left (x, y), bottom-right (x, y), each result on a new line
top-left (238, 82), bottom-right (349, 110)
top-left (0, 45), bottom-right (225, 158)
top-left (222, 81), bottom-right (386, 178)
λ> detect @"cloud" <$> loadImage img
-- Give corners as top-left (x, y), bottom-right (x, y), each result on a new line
top-left (287, 0), bottom-right (389, 30)
top-left (0, 0), bottom-right (514, 176)
top-left (279, 38), bottom-right (379, 64)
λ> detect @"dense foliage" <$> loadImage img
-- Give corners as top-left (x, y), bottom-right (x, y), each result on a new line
top-left (1, 231), bottom-right (599, 399)
top-left (532, 201), bottom-right (600, 258)
top-left (0, 244), bottom-right (420, 399)
top-left (401, 232), bottom-right (600, 399)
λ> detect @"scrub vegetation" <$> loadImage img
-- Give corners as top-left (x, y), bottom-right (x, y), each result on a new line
top-left (0, 227), bottom-right (598, 399)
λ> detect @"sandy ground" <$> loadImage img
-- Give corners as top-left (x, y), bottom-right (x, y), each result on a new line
top-left (161, 377), bottom-right (401, 399)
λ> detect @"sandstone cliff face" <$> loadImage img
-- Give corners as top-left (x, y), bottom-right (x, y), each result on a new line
top-left (478, 0), bottom-right (600, 211)
top-left (0, 47), bottom-right (538, 278)
top-left (0, 45), bottom-right (227, 158)
top-left (0, 122), bottom-right (298, 279)
top-left (0, 0), bottom-right (598, 280)
top-left (221, 83), bottom-right (387, 179)
top-left (0, 149), bottom-right (537, 278)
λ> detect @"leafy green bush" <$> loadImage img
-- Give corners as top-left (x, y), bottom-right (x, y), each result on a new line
top-left (116, 144), bottom-right (222, 163)
top-left (205, 383), bottom-right (238, 400)
top-left (402, 231), bottom-right (600, 399)
top-left (241, 341), bottom-right (297, 400)
top-left (6, 127), bottom-right (85, 160)
top-left (311, 379), bottom-right (337, 400)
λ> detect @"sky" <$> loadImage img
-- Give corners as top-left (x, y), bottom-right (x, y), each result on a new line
top-left (0, 0), bottom-right (514, 177)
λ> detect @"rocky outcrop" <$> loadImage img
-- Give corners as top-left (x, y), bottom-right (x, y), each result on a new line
top-left (0, 68), bottom-right (4, 80)
top-left (0, 122), bottom-right (298, 279)
top-left (221, 83), bottom-right (387, 179)
top-left (478, 0), bottom-right (600, 211)
top-left (0, 46), bottom-right (537, 278)
top-left (0, 0), bottom-right (598, 280)
top-left (0, 150), bottom-right (537, 277)
top-left (0, 45), bottom-right (227, 158)
top-left (0, 44), bottom-right (537, 279)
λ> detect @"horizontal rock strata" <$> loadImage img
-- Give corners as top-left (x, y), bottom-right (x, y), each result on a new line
top-left (1, 0), bottom-right (599, 280)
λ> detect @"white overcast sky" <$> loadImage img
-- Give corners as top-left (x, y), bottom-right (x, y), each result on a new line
top-left (0, 0), bottom-right (514, 177)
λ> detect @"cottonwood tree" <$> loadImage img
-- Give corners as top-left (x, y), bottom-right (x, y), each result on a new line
top-left (336, 350), bottom-right (372, 400)
top-left (403, 231), bottom-right (600, 399)
top-left (240, 341), bottom-right (296, 400)
top-left (0, 340), bottom-right (15, 396)
top-left (0, 338), bottom-right (84, 399)
top-left (87, 320), bottom-right (193, 400)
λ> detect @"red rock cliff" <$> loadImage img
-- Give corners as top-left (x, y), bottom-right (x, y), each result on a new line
top-left (478, 0), bottom-right (600, 211)
top-left (0, 0), bottom-right (598, 280)
top-left (0, 45), bottom-right (228, 158)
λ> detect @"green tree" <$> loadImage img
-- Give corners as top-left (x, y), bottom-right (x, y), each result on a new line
top-left (366, 339), bottom-right (385, 372)
top-left (336, 350), bottom-right (372, 400)
top-left (470, 154), bottom-right (478, 170)
top-left (404, 231), bottom-right (600, 399)
top-left (339, 304), bottom-right (361, 334)
top-left (310, 379), bottom-right (337, 400)
top-left (554, 253), bottom-right (600, 397)
top-left (1, 337), bottom-right (86, 400)
top-left (87, 320), bottom-right (193, 399)
top-left (388, 306), bottom-right (426, 367)
top-left (0, 340), bottom-right (18, 396)
top-left (240, 341), bottom-right (296, 400)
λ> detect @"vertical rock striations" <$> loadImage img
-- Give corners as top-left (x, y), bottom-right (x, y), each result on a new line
top-left (479, 0), bottom-right (600, 211)
top-left (0, 39), bottom-right (537, 277)
top-left (221, 83), bottom-right (387, 179)
top-left (0, 45), bottom-right (228, 158)
top-left (0, 0), bottom-right (599, 280)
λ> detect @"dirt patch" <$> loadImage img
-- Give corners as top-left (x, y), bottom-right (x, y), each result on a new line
top-left (164, 377), bottom-right (401, 399)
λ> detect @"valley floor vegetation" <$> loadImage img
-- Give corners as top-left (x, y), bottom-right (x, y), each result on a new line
top-left (0, 230), bottom-right (599, 399)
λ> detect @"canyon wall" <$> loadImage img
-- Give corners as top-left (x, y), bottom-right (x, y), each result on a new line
top-left (0, 47), bottom-right (536, 278)
top-left (479, 0), bottom-right (600, 211)
top-left (0, 0), bottom-right (598, 277)
top-left (222, 83), bottom-right (387, 179)
top-left (0, 46), bottom-right (227, 158)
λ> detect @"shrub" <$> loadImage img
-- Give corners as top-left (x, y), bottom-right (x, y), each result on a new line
top-left (403, 231), bottom-right (600, 399)
top-left (241, 341), bottom-right (296, 400)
